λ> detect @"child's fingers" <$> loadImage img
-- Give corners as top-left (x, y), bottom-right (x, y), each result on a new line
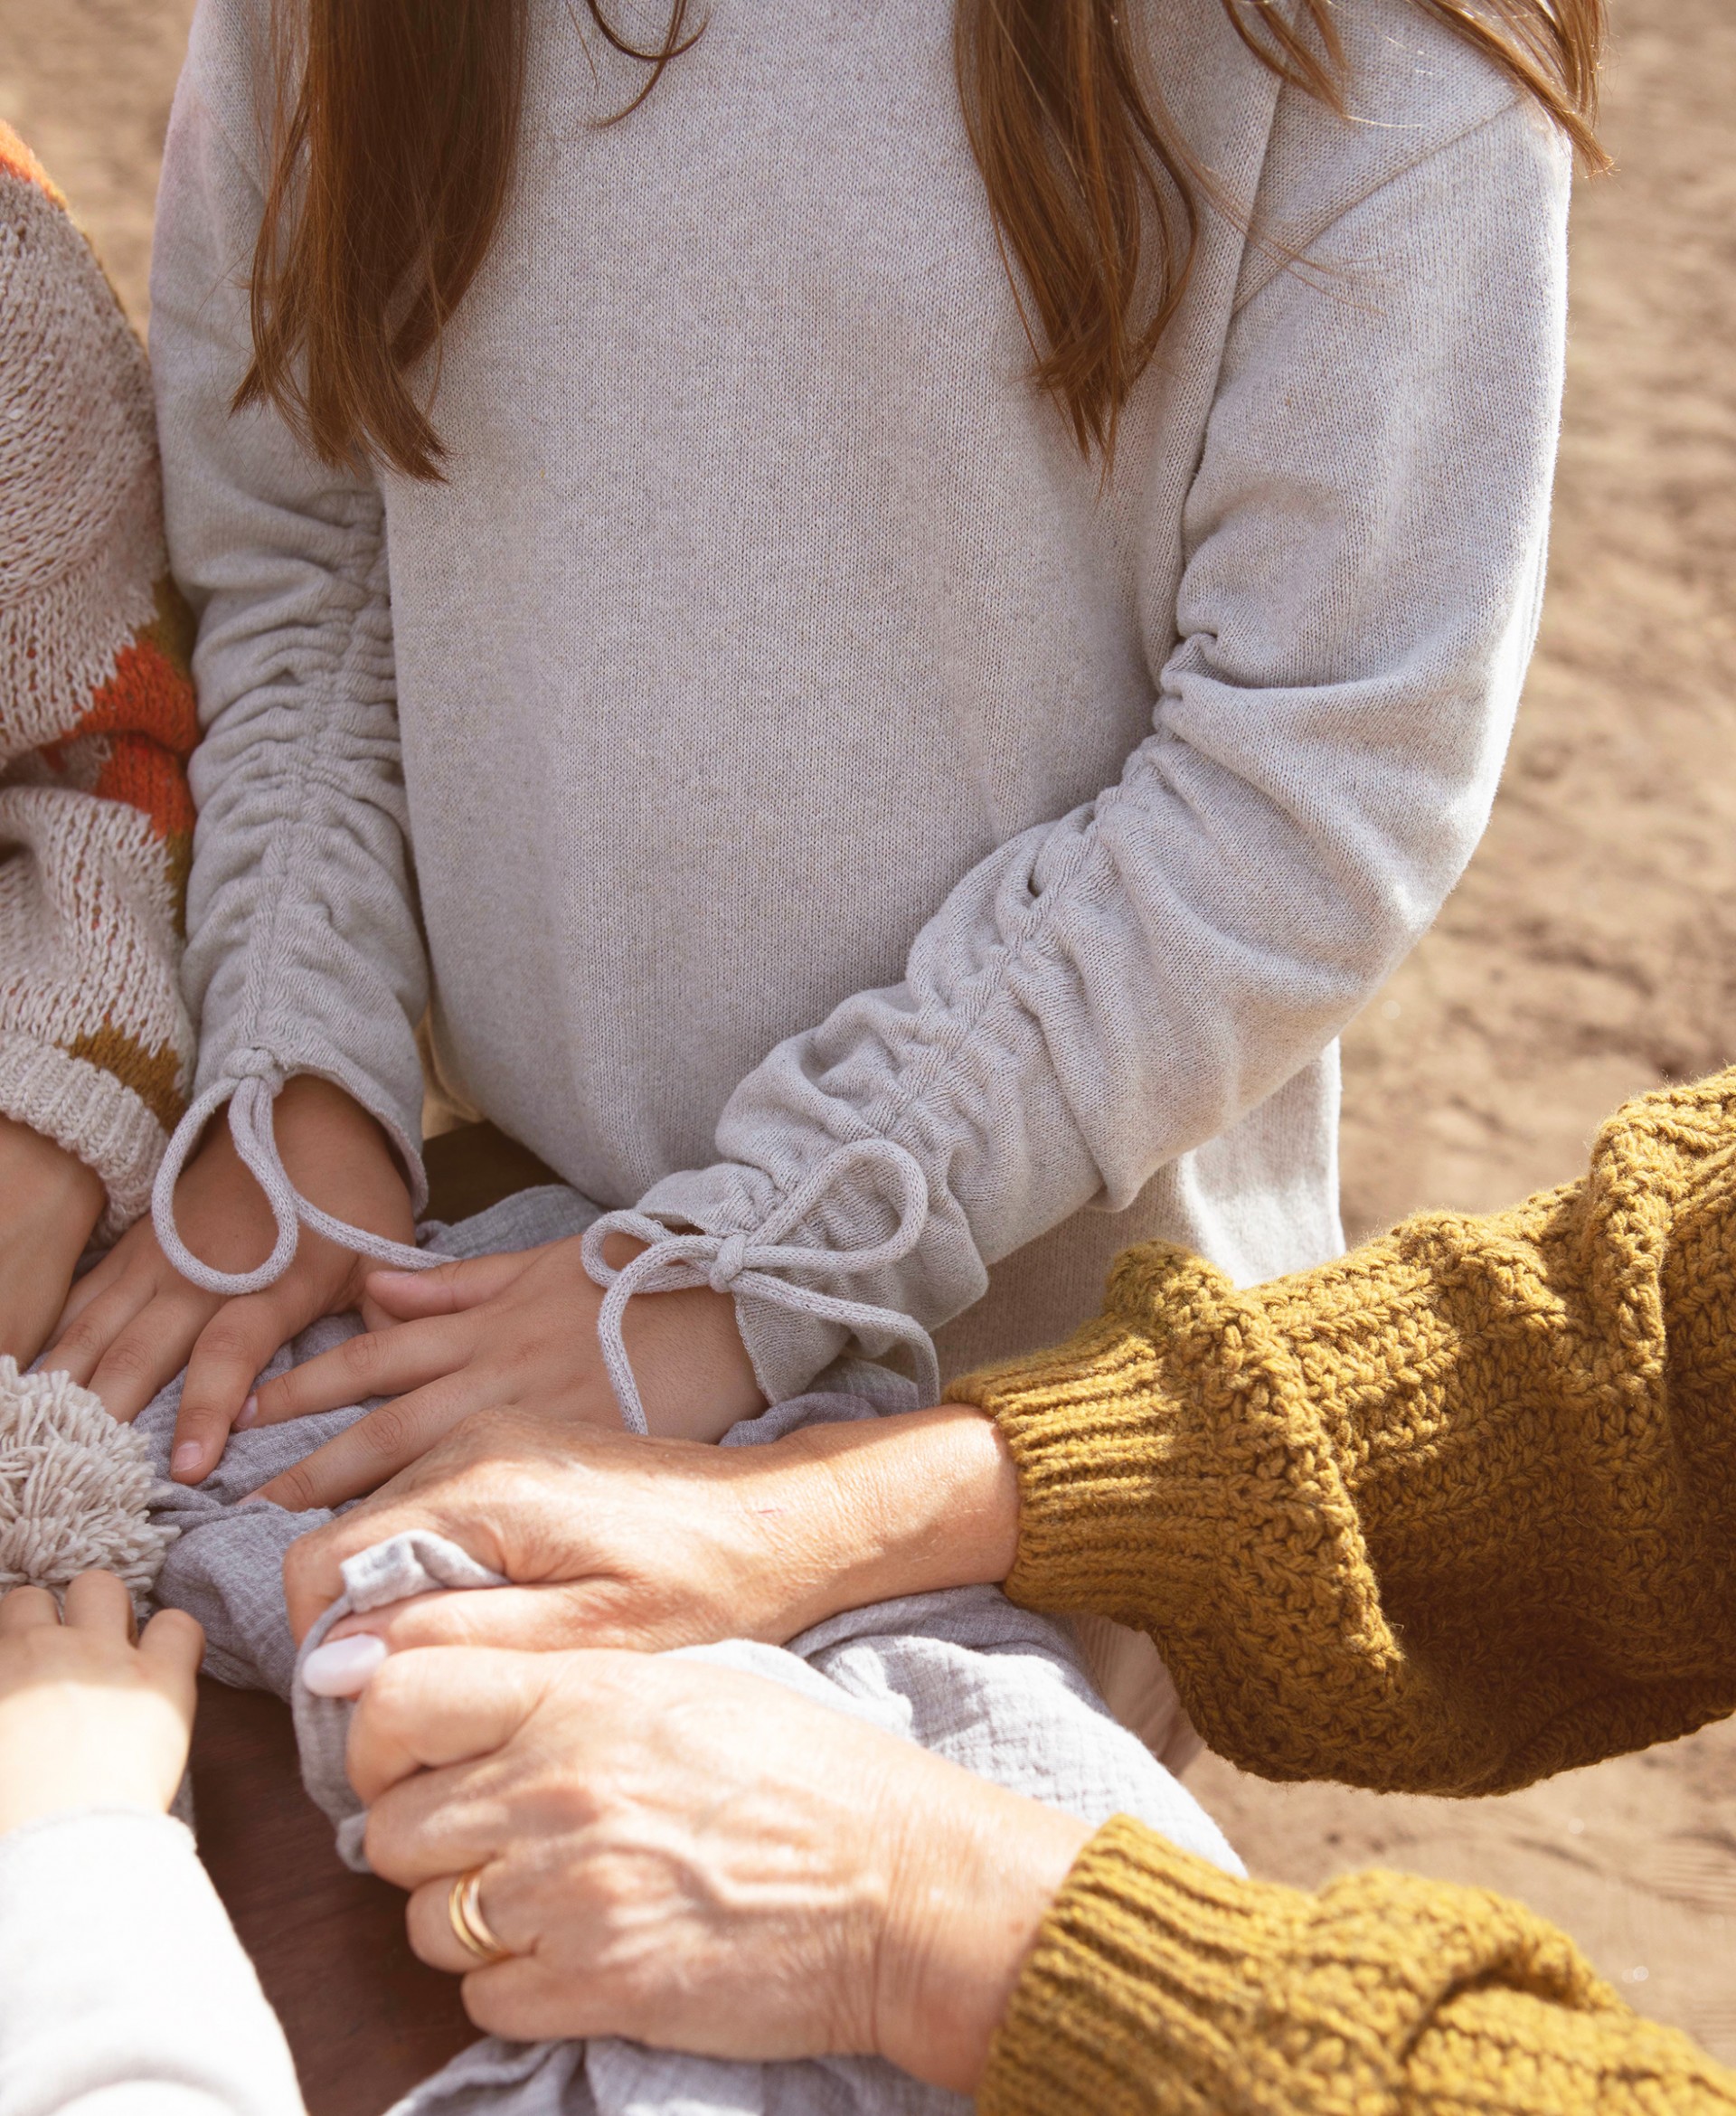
top-left (0, 1586), bottom-right (61, 1635)
top-left (42, 1267), bottom-right (163, 1392)
top-left (171, 1283), bottom-right (326, 1482)
top-left (61, 1571), bottom-right (136, 1639)
top-left (138, 1607), bottom-right (206, 1685)
top-left (253, 1378), bottom-right (484, 1511)
top-left (81, 1287), bottom-right (219, 1422)
top-left (250, 1311), bottom-right (478, 1428)
top-left (52, 1243), bottom-right (131, 1337)
top-left (364, 1249), bottom-right (540, 1320)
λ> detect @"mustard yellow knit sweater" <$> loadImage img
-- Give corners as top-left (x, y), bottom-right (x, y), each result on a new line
top-left (955, 1068), bottom-right (1736, 2115)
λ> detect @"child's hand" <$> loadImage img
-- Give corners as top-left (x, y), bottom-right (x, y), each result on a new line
top-left (42, 1077), bottom-right (415, 1484)
top-left (246, 1233), bottom-right (765, 1511)
top-left (0, 1573), bottom-right (203, 1837)
top-left (0, 1117), bottom-right (106, 1366)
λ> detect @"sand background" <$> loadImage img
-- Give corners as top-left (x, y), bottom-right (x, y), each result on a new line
top-left (5, 0), bottom-right (1735, 2064)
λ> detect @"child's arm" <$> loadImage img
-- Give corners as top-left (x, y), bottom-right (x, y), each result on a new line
top-left (41, 28), bottom-right (426, 1458)
top-left (241, 34), bottom-right (1578, 1501)
top-left (609, 79), bottom-right (1573, 1413)
top-left (0, 128), bottom-right (198, 1358)
top-left (0, 1576), bottom-right (303, 2116)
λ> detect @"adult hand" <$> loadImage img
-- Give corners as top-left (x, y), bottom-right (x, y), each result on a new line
top-left (354, 1646), bottom-right (1090, 2093)
top-left (42, 1076), bottom-right (415, 1484)
top-left (0, 1572), bottom-right (204, 1835)
top-left (283, 1403), bottom-right (1020, 1661)
top-left (0, 1115), bottom-right (105, 1366)
top-left (245, 1233), bottom-right (765, 1512)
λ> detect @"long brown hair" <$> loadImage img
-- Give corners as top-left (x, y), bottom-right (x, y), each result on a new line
top-left (240, 0), bottom-right (1606, 478)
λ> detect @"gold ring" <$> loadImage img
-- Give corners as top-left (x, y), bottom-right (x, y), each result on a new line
top-left (448, 1866), bottom-right (512, 1966)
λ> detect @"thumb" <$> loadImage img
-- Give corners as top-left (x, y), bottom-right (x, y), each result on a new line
top-left (363, 1248), bottom-right (538, 1319)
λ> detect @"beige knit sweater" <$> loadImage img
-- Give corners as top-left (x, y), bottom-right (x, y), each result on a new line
top-left (0, 125), bottom-right (196, 1236)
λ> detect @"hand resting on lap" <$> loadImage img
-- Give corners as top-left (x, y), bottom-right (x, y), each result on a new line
top-left (285, 1402), bottom-right (1021, 1657)
top-left (249, 1233), bottom-right (765, 1512)
top-left (42, 1077), bottom-right (415, 1485)
top-left (351, 1643), bottom-right (1089, 2094)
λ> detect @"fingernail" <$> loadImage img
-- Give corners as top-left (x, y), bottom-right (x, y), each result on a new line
top-left (236, 1395), bottom-right (260, 1431)
top-left (172, 1442), bottom-right (205, 1480)
top-left (302, 1632), bottom-right (390, 1698)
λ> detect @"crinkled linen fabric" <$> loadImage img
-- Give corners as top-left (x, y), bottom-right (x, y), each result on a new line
top-left (141, 1188), bottom-right (1240, 2116)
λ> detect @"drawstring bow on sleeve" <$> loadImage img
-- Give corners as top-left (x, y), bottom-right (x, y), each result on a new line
top-left (580, 1138), bottom-right (940, 1433)
top-left (150, 1060), bottom-right (438, 1297)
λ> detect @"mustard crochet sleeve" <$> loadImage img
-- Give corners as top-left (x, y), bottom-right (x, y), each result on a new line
top-left (978, 1816), bottom-right (1736, 2116)
top-left (950, 1068), bottom-right (1736, 1796)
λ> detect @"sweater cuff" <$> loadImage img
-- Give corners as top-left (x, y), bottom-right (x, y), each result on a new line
top-left (0, 1031), bottom-right (172, 1240)
top-left (192, 1034), bottom-right (429, 1219)
top-left (946, 1245), bottom-right (1222, 1625)
top-left (633, 1161), bottom-right (890, 1406)
top-left (978, 1815), bottom-right (1592, 2116)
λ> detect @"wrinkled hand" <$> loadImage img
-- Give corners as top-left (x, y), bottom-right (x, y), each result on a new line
top-left (282, 1402), bottom-right (1020, 1661)
top-left (42, 1077), bottom-right (414, 1484)
top-left (0, 1573), bottom-right (204, 1836)
top-left (354, 1646), bottom-right (1090, 2092)
top-left (247, 1233), bottom-right (764, 1512)
top-left (0, 1116), bottom-right (105, 1367)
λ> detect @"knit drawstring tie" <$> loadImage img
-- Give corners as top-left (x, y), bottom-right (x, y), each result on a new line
top-left (580, 1138), bottom-right (940, 1435)
top-left (154, 1074), bottom-right (938, 1431)
top-left (150, 1062), bottom-right (437, 1299)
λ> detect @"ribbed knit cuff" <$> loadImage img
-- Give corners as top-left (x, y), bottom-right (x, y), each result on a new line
top-left (0, 1031), bottom-right (168, 1240)
top-left (946, 1248), bottom-right (1227, 1626)
top-left (979, 1816), bottom-right (1577, 2116)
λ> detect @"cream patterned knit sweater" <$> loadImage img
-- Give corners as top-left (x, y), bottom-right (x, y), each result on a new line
top-left (0, 127), bottom-right (196, 1236)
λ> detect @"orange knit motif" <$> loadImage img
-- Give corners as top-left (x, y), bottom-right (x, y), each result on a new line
top-left (0, 129), bottom-right (196, 1233)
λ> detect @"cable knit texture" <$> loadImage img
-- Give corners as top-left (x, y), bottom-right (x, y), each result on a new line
top-left (0, 125), bottom-right (196, 1235)
top-left (979, 1816), bottom-right (1736, 2116)
top-left (953, 1068), bottom-right (1736, 1797)
top-left (956, 1070), bottom-right (1736, 2114)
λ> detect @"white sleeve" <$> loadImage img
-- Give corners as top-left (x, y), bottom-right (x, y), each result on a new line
top-left (605, 98), bottom-right (1571, 1411)
top-left (0, 1810), bottom-right (303, 2116)
top-left (149, 11), bottom-right (429, 1226)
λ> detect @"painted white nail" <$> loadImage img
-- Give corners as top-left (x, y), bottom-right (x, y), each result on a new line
top-left (302, 1633), bottom-right (389, 1698)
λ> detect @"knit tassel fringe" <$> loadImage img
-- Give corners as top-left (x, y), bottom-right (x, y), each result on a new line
top-left (0, 1357), bottom-right (176, 1611)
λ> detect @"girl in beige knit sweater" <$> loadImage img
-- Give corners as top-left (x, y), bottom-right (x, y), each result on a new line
top-left (0, 127), bottom-right (197, 1365)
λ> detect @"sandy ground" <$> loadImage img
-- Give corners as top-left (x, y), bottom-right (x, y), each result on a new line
top-left (6, 0), bottom-right (1736, 2067)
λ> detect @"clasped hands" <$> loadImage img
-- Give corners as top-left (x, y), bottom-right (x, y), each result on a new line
top-left (11, 1076), bottom-right (1076, 2091)
top-left (279, 1401), bottom-right (1053, 2093)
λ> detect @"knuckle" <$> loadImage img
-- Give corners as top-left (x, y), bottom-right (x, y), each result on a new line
top-left (99, 1337), bottom-right (162, 1387)
top-left (339, 1328), bottom-right (389, 1383)
top-left (54, 1314), bottom-right (108, 1360)
top-left (360, 1404), bottom-right (413, 1461)
top-left (195, 1314), bottom-right (264, 1368)
top-left (271, 1463), bottom-right (320, 1513)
